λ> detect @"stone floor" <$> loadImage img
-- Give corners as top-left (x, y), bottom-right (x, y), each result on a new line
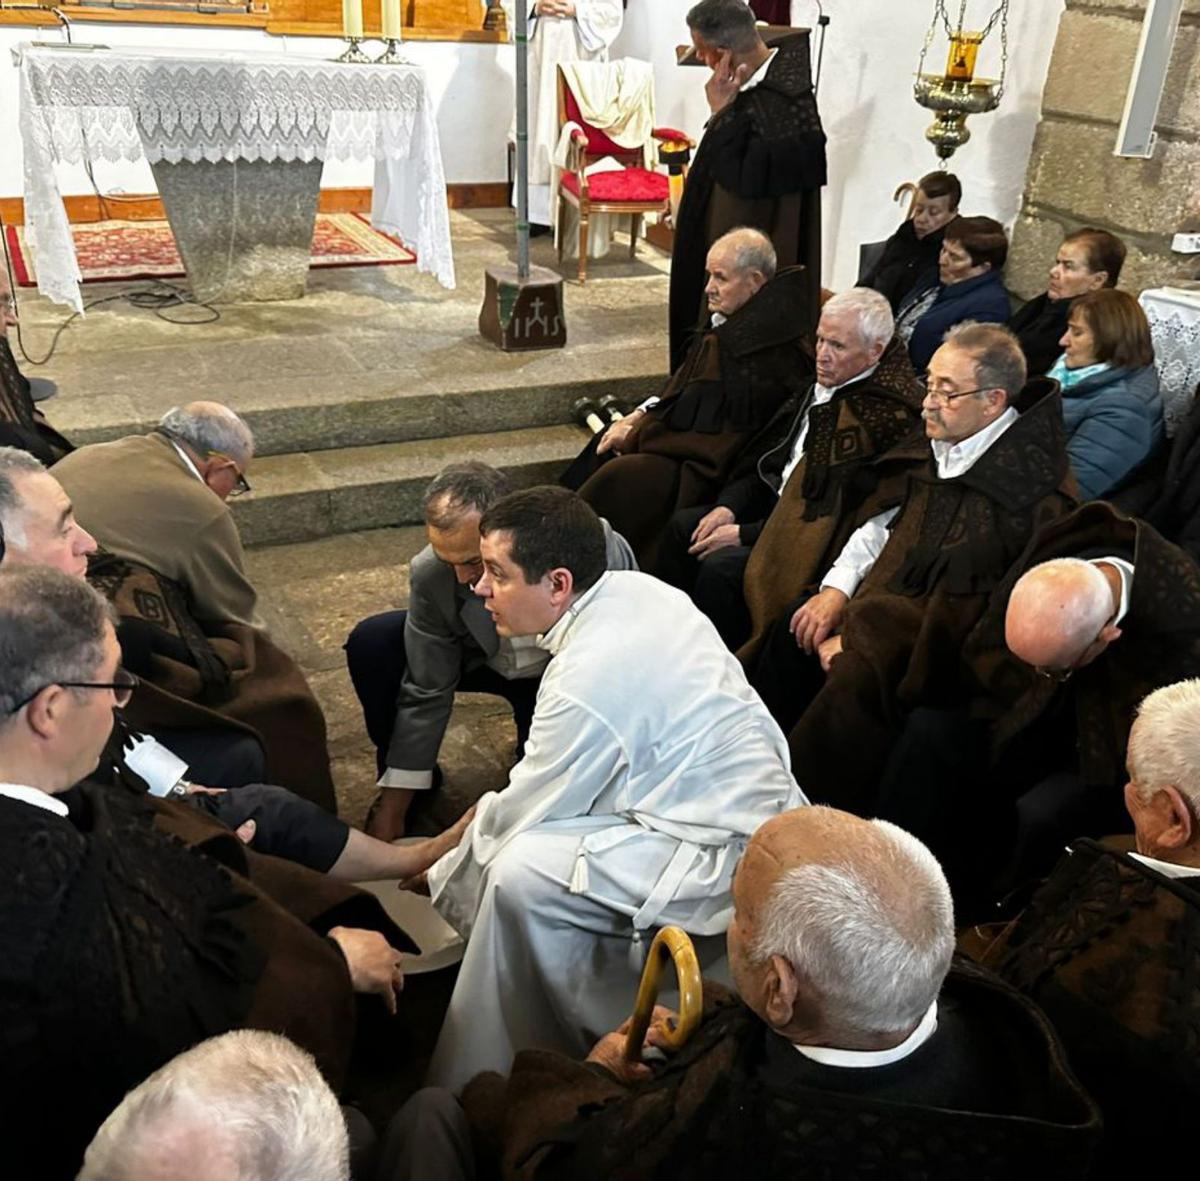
top-left (245, 524), bottom-right (517, 832)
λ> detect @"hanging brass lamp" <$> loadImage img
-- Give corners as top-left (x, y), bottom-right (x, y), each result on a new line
top-left (914, 0), bottom-right (1011, 160)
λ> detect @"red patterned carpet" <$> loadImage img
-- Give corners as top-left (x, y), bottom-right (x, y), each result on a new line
top-left (5, 212), bottom-right (416, 286)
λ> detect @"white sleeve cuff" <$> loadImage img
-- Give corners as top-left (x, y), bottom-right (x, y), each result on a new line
top-left (377, 768), bottom-right (435, 791)
top-left (820, 567), bottom-right (863, 600)
top-left (636, 396), bottom-right (660, 413)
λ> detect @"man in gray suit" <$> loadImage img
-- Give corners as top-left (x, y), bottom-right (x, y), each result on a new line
top-left (346, 462), bottom-right (636, 841)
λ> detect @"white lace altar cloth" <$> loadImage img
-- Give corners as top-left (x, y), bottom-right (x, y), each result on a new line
top-left (1140, 287), bottom-right (1200, 437)
top-left (17, 44), bottom-right (455, 310)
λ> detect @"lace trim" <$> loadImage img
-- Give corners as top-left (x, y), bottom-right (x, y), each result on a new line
top-left (1140, 292), bottom-right (1200, 438)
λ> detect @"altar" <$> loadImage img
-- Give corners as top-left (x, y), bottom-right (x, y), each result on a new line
top-left (16, 43), bottom-right (455, 312)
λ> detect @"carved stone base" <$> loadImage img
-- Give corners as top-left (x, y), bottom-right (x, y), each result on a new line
top-left (478, 264), bottom-right (567, 351)
top-left (148, 157), bottom-right (323, 303)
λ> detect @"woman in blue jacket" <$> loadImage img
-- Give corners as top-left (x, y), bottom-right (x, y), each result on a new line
top-left (896, 215), bottom-right (1011, 374)
top-left (1049, 288), bottom-right (1163, 501)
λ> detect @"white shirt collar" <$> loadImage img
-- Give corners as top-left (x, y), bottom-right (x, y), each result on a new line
top-left (929, 406), bottom-right (1018, 479)
top-left (165, 436), bottom-right (206, 485)
top-left (0, 783), bottom-right (69, 817)
top-left (537, 571), bottom-right (611, 656)
top-left (1128, 851), bottom-right (1200, 880)
top-left (814, 361), bottom-right (881, 402)
top-left (792, 1001), bottom-right (939, 1069)
top-left (740, 47), bottom-right (778, 92)
top-left (710, 311), bottom-right (727, 328)
top-left (1093, 556), bottom-right (1134, 627)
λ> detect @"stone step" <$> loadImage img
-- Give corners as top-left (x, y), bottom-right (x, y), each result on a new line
top-left (232, 422), bottom-right (590, 547)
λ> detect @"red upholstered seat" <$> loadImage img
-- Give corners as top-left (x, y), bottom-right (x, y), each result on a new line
top-left (560, 168), bottom-right (669, 203)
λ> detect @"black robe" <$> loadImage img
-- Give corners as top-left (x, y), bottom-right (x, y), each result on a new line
top-left (668, 32), bottom-right (826, 371)
top-left (860, 218), bottom-right (945, 312)
top-left (986, 839), bottom-right (1200, 1180)
top-left (1007, 291), bottom-right (1070, 379)
top-left (461, 967), bottom-right (1099, 1180)
top-left (0, 336), bottom-right (72, 463)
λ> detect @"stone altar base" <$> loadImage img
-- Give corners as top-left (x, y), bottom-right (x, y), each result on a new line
top-left (149, 157), bottom-right (323, 303)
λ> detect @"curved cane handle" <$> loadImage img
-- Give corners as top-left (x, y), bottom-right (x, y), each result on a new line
top-left (623, 926), bottom-right (704, 1062)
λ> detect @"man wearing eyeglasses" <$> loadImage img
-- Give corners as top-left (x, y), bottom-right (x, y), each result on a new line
top-left (748, 321), bottom-right (1075, 814)
top-left (52, 403), bottom-right (337, 810)
top-left (0, 564), bottom-right (418, 1180)
top-left (54, 400), bottom-right (259, 629)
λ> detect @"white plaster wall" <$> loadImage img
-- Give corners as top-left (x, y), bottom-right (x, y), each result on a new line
top-left (1, 0), bottom-right (1065, 289)
top-left (0, 21), bottom-right (516, 196)
top-left (613, 0), bottom-right (1067, 289)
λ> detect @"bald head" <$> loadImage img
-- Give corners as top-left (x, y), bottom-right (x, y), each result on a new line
top-left (1005, 557), bottom-right (1119, 674)
top-left (729, 807), bottom-right (954, 1047)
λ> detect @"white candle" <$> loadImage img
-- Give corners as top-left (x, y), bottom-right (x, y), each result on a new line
top-left (342, 0), bottom-right (364, 39)
top-left (382, 0), bottom-right (402, 40)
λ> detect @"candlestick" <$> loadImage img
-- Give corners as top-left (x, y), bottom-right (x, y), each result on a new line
top-left (341, 0), bottom-right (364, 40)
top-left (381, 0), bottom-right (401, 41)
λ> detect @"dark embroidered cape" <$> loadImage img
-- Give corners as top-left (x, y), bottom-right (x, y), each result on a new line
top-left (737, 338), bottom-right (924, 661)
top-left (87, 550), bottom-right (337, 812)
top-left (985, 839), bottom-right (1200, 1180)
top-left (461, 968), bottom-right (1099, 1180)
top-left (965, 501), bottom-right (1200, 788)
top-left (788, 380), bottom-right (1076, 810)
top-left (576, 267), bottom-right (814, 566)
top-left (668, 32), bottom-right (826, 371)
top-left (0, 784), bottom-right (360, 1180)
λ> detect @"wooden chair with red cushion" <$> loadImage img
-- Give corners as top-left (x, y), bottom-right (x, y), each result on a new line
top-left (555, 65), bottom-right (691, 283)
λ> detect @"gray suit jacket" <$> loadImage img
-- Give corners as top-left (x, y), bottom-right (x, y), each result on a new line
top-left (385, 520), bottom-right (636, 775)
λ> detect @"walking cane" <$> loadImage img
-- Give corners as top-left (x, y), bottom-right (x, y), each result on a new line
top-left (623, 926), bottom-right (704, 1062)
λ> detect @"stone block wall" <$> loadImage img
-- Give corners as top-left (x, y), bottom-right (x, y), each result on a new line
top-left (1008, 0), bottom-right (1200, 298)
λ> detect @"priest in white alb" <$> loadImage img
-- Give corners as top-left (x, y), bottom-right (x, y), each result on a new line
top-left (423, 486), bottom-right (805, 1090)
top-left (503, 0), bottom-right (624, 228)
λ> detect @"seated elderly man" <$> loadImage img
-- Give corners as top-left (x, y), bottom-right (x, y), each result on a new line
top-left (0, 566), bottom-right (418, 1180)
top-left (79, 1031), bottom-right (350, 1181)
top-left (404, 807), bottom-right (1098, 1178)
top-left (985, 679), bottom-right (1200, 1179)
top-left (422, 486), bottom-right (804, 1090)
top-left (879, 502), bottom-right (1200, 909)
top-left (654, 287), bottom-right (922, 650)
top-left (0, 448), bottom-right (468, 880)
top-left (749, 322), bottom-right (1075, 812)
top-left (52, 404), bottom-right (336, 809)
top-left (563, 227), bottom-right (813, 567)
top-left (346, 461), bottom-right (635, 843)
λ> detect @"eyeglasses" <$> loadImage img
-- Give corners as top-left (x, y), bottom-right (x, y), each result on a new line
top-left (208, 449), bottom-right (252, 497)
top-left (923, 386), bottom-right (991, 407)
top-left (6, 668), bottom-right (138, 716)
top-left (1035, 665), bottom-right (1075, 684)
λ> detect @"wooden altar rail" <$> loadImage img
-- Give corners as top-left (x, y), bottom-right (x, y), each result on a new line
top-left (0, 0), bottom-right (502, 40)
top-left (0, 182), bottom-right (510, 225)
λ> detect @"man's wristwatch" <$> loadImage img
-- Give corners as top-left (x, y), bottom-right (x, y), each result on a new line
top-left (168, 778), bottom-right (193, 798)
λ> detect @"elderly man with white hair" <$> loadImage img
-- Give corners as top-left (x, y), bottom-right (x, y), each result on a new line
top-left (434, 805), bottom-right (1098, 1178)
top-left (987, 678), bottom-right (1200, 1179)
top-left (78, 1031), bottom-right (351, 1181)
top-left (51, 404), bottom-right (338, 809)
top-left (655, 287), bottom-right (922, 649)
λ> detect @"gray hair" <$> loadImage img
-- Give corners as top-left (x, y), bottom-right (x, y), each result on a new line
top-left (1008, 558), bottom-right (1113, 667)
top-left (714, 226), bottom-right (777, 281)
top-left (821, 287), bottom-right (895, 353)
top-left (942, 321), bottom-right (1027, 403)
top-left (1128, 679), bottom-right (1200, 816)
top-left (687, 0), bottom-right (761, 53)
top-left (158, 402), bottom-right (255, 469)
top-left (0, 566), bottom-right (114, 719)
top-left (78, 1031), bottom-right (349, 1181)
top-left (423, 461), bottom-right (513, 530)
top-left (0, 446), bottom-right (47, 549)
top-left (751, 814), bottom-right (954, 1038)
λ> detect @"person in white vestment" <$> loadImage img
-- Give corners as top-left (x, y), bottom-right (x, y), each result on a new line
top-left (424, 486), bottom-right (805, 1090)
top-left (504, 0), bottom-right (624, 228)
